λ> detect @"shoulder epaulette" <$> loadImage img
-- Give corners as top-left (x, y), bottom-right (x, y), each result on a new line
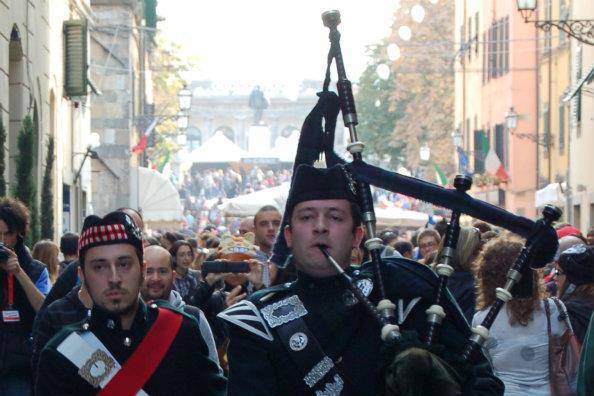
top-left (218, 300), bottom-right (274, 341)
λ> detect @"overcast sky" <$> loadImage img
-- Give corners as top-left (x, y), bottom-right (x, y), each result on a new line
top-left (157, 0), bottom-right (400, 84)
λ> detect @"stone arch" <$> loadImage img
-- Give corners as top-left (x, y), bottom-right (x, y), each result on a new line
top-left (215, 125), bottom-right (235, 142)
top-left (8, 24), bottom-right (25, 186)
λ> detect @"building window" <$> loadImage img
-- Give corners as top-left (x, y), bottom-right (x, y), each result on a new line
top-left (544, 0), bottom-right (552, 51)
top-left (559, 104), bottom-right (565, 152)
top-left (543, 104), bottom-right (550, 158)
top-left (486, 17), bottom-right (509, 80)
top-left (482, 32), bottom-right (486, 83)
top-left (475, 12), bottom-right (479, 54)
top-left (495, 123), bottom-right (506, 168)
top-left (473, 129), bottom-right (486, 173)
top-left (468, 17), bottom-right (472, 60)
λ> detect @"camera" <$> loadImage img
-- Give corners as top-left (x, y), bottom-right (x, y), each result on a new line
top-left (0, 242), bottom-right (10, 263)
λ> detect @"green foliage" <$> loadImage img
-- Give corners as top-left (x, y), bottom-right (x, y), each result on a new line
top-left (13, 116), bottom-right (39, 245)
top-left (40, 136), bottom-right (55, 239)
top-left (356, 43), bottom-right (407, 168)
top-left (0, 117), bottom-right (6, 196)
top-left (355, 0), bottom-right (455, 175)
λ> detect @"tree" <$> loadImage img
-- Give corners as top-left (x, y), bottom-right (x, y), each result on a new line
top-left (356, 1), bottom-right (456, 177)
top-left (356, 44), bottom-right (407, 168)
top-left (13, 116), bottom-right (39, 245)
top-left (149, 35), bottom-right (197, 169)
top-left (40, 136), bottom-right (54, 240)
top-left (388, 0), bottom-right (455, 175)
top-left (0, 117), bottom-right (6, 196)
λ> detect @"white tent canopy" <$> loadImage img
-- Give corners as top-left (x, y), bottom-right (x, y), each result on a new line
top-left (219, 183), bottom-right (290, 217)
top-left (219, 183), bottom-right (430, 228)
top-left (131, 167), bottom-right (184, 228)
top-left (374, 207), bottom-right (430, 228)
top-left (189, 131), bottom-right (248, 163)
top-left (535, 182), bottom-right (566, 208)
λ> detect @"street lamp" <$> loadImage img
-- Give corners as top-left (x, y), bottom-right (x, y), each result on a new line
top-left (516, 0), bottom-right (594, 46)
top-left (178, 87), bottom-right (192, 111)
top-left (451, 130), bottom-right (463, 147)
top-left (505, 107), bottom-right (518, 131)
top-left (419, 144), bottom-right (431, 162)
top-left (176, 111), bottom-right (189, 130)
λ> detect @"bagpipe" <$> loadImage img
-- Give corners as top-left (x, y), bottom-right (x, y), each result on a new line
top-left (269, 10), bottom-right (560, 395)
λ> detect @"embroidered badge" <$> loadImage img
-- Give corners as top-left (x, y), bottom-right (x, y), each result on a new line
top-left (78, 349), bottom-right (115, 388)
top-left (289, 332), bottom-right (308, 351)
top-left (315, 374), bottom-right (344, 396)
top-left (304, 356), bottom-right (334, 388)
top-left (261, 295), bottom-right (308, 328)
top-left (356, 278), bottom-right (373, 296)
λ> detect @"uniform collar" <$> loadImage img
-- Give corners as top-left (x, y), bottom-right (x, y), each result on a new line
top-left (89, 298), bottom-right (147, 332)
top-left (296, 270), bottom-right (347, 292)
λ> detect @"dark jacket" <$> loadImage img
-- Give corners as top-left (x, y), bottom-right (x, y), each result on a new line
top-left (35, 300), bottom-right (226, 395)
top-left (563, 295), bottom-right (594, 344)
top-left (224, 258), bottom-right (503, 396)
top-left (448, 271), bottom-right (476, 324)
top-left (31, 287), bottom-right (88, 374)
top-left (0, 240), bottom-right (46, 377)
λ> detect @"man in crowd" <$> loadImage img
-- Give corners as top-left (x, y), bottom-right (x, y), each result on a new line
top-left (36, 211), bottom-right (226, 395)
top-left (142, 245), bottom-right (219, 365)
top-left (253, 205), bottom-right (281, 259)
top-left (238, 216), bottom-right (255, 236)
top-left (587, 227), bottom-right (594, 246)
top-left (0, 198), bottom-right (50, 394)
top-left (31, 269), bottom-right (91, 376)
top-left (253, 205), bottom-right (282, 286)
top-left (417, 228), bottom-right (441, 261)
top-left (220, 164), bottom-right (502, 395)
top-left (59, 233), bottom-right (79, 274)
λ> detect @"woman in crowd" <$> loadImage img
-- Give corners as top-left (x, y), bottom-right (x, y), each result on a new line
top-left (32, 240), bottom-right (60, 284)
top-left (434, 226), bottom-right (481, 322)
top-left (556, 244), bottom-right (594, 343)
top-left (473, 235), bottom-right (568, 395)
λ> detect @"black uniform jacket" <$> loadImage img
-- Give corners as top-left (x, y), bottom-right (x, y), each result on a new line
top-left (35, 300), bottom-right (227, 395)
top-left (222, 257), bottom-right (504, 396)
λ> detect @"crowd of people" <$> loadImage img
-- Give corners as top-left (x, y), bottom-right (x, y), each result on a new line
top-left (1, 169), bottom-right (594, 394)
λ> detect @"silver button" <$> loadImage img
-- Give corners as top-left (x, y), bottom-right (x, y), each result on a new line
top-left (150, 303), bottom-right (158, 309)
top-left (82, 323), bottom-right (90, 331)
top-left (123, 337), bottom-right (132, 347)
top-left (107, 319), bottom-right (115, 329)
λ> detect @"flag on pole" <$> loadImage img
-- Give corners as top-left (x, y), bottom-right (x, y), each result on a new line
top-left (485, 146), bottom-right (509, 182)
top-left (131, 118), bottom-right (159, 154)
top-left (434, 163), bottom-right (448, 186)
top-left (157, 151), bottom-right (171, 173)
top-left (456, 146), bottom-right (470, 175)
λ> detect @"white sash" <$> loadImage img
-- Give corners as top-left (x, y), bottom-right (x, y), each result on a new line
top-left (57, 331), bottom-right (149, 395)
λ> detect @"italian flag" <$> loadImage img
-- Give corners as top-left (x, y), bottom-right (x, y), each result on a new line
top-left (484, 145), bottom-right (509, 182)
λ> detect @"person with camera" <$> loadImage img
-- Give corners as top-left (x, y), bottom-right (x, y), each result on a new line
top-left (0, 198), bottom-right (50, 395)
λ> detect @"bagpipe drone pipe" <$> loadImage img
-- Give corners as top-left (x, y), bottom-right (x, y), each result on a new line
top-left (269, 9), bottom-right (561, 396)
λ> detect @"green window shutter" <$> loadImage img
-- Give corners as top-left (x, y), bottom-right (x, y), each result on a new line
top-left (63, 19), bottom-right (88, 97)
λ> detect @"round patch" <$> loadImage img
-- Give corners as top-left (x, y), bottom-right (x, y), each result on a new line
top-left (520, 346), bottom-right (535, 361)
top-left (356, 279), bottom-right (374, 297)
top-left (289, 332), bottom-right (308, 351)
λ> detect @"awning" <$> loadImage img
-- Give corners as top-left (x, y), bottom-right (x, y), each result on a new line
top-left (563, 63), bottom-right (594, 102)
top-left (189, 131), bottom-right (248, 163)
top-left (219, 183), bottom-right (290, 217)
top-left (131, 167), bottom-right (184, 225)
top-left (535, 182), bottom-right (565, 208)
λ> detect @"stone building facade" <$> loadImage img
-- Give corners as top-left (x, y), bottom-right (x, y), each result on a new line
top-left (89, 0), bottom-right (154, 216)
top-left (1, 0), bottom-right (94, 236)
